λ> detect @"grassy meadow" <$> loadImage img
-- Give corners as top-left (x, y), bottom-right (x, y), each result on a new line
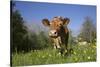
top-left (12, 43), bottom-right (96, 66)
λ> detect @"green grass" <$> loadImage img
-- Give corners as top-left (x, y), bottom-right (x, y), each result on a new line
top-left (12, 43), bottom-right (96, 66)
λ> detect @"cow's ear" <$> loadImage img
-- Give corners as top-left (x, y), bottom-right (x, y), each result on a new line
top-left (63, 18), bottom-right (70, 25)
top-left (42, 19), bottom-right (50, 27)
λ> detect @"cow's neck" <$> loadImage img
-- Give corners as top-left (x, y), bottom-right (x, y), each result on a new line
top-left (59, 26), bottom-right (69, 43)
top-left (60, 26), bottom-right (68, 35)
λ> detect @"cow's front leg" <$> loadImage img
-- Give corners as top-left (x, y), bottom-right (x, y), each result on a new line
top-left (53, 43), bottom-right (57, 49)
top-left (55, 37), bottom-right (61, 49)
top-left (51, 38), bottom-right (57, 49)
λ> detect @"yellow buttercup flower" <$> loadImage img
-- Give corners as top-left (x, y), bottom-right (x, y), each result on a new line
top-left (65, 50), bottom-right (68, 53)
top-left (49, 54), bottom-right (52, 57)
top-left (42, 55), bottom-right (45, 58)
top-left (88, 56), bottom-right (91, 60)
top-left (74, 51), bottom-right (76, 55)
top-left (92, 45), bottom-right (96, 48)
top-left (75, 57), bottom-right (78, 61)
top-left (83, 50), bottom-right (86, 54)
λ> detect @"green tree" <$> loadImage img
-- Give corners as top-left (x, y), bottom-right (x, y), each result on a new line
top-left (11, 2), bottom-right (27, 52)
top-left (78, 17), bottom-right (96, 43)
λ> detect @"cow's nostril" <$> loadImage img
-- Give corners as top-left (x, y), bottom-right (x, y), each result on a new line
top-left (54, 32), bottom-right (57, 34)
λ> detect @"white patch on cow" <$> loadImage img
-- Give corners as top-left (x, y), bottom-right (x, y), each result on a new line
top-left (49, 30), bottom-right (57, 36)
top-left (52, 36), bottom-right (62, 49)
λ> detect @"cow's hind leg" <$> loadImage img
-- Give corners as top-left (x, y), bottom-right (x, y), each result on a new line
top-left (63, 33), bottom-right (69, 56)
top-left (59, 44), bottom-right (67, 56)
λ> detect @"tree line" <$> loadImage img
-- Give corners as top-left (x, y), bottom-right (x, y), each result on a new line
top-left (11, 2), bottom-right (51, 53)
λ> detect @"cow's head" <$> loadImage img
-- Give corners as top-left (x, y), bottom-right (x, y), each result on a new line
top-left (42, 16), bottom-right (70, 38)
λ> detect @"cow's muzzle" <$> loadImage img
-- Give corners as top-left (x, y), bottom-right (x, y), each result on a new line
top-left (49, 30), bottom-right (58, 37)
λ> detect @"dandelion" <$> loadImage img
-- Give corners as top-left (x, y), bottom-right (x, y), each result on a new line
top-left (73, 51), bottom-right (76, 55)
top-left (75, 57), bottom-right (78, 61)
top-left (83, 50), bottom-right (86, 54)
top-left (59, 52), bottom-right (61, 55)
top-left (65, 50), bottom-right (67, 53)
top-left (88, 56), bottom-right (91, 60)
top-left (57, 52), bottom-right (61, 56)
top-left (49, 54), bottom-right (52, 57)
top-left (42, 55), bottom-right (45, 58)
top-left (92, 45), bottom-right (96, 48)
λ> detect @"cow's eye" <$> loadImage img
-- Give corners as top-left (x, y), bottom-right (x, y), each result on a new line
top-left (59, 23), bottom-right (62, 26)
top-left (57, 24), bottom-right (61, 27)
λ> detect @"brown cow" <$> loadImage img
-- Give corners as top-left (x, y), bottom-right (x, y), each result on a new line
top-left (42, 16), bottom-right (70, 55)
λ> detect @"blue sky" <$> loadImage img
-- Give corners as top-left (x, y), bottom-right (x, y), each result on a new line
top-left (14, 1), bottom-right (96, 36)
